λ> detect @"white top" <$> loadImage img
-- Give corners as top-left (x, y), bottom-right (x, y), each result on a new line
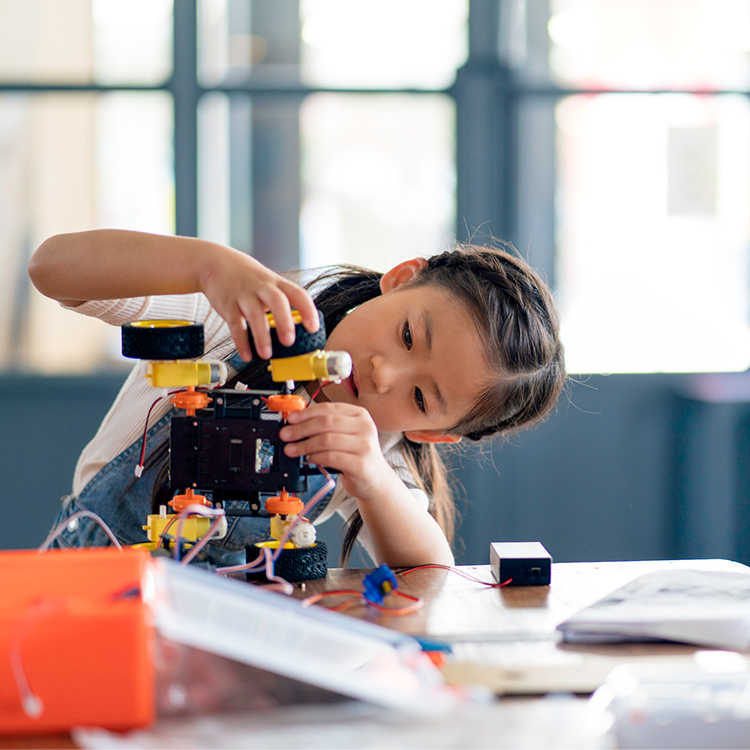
top-left (64, 294), bottom-right (430, 559)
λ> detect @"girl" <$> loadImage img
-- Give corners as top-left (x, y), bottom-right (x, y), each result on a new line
top-left (28, 230), bottom-right (565, 568)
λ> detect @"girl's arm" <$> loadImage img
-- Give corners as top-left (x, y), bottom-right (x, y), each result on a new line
top-left (28, 229), bottom-right (319, 361)
top-left (281, 402), bottom-right (455, 567)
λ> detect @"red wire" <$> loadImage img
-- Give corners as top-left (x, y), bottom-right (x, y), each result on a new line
top-left (399, 564), bottom-right (514, 588)
top-left (136, 389), bottom-right (182, 473)
top-left (301, 588), bottom-right (364, 606)
top-left (308, 380), bottom-right (332, 402)
top-left (366, 589), bottom-right (423, 615)
top-left (301, 587), bottom-right (423, 616)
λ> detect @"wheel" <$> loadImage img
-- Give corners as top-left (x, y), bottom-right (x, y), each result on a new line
top-left (249, 310), bottom-right (327, 359)
top-left (122, 320), bottom-right (204, 360)
top-left (246, 542), bottom-right (328, 583)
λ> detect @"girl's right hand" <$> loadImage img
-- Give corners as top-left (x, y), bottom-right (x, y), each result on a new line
top-left (198, 248), bottom-right (320, 361)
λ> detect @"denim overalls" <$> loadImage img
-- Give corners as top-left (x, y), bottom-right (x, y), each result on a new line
top-left (47, 379), bottom-right (337, 567)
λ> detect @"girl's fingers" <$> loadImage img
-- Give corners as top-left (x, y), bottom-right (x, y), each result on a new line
top-left (258, 285), bottom-right (297, 347)
top-left (226, 314), bottom-right (252, 361)
top-left (281, 413), bottom-right (371, 443)
top-left (245, 304), bottom-right (273, 360)
top-left (283, 431), bottom-right (366, 457)
top-left (279, 281), bottom-right (320, 333)
top-left (286, 402), bottom-right (366, 423)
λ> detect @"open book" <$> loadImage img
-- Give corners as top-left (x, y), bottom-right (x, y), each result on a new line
top-left (557, 567), bottom-right (750, 650)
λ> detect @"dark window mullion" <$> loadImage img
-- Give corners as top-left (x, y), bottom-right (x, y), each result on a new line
top-left (172, 0), bottom-right (199, 238)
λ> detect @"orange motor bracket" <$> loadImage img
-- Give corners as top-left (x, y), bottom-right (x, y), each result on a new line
top-left (266, 394), bottom-right (306, 421)
top-left (170, 385), bottom-right (212, 416)
top-left (265, 489), bottom-right (304, 516)
top-left (169, 487), bottom-right (211, 512)
top-left (0, 547), bottom-right (154, 735)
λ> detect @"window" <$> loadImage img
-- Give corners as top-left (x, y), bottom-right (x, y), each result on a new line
top-left (515, 0), bottom-right (750, 373)
top-left (0, 0), bottom-right (174, 373)
top-left (13, 1), bottom-right (738, 375)
top-left (2, 0), bottom-right (467, 373)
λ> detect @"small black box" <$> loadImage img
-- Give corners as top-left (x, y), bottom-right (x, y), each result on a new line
top-left (489, 541), bottom-right (552, 586)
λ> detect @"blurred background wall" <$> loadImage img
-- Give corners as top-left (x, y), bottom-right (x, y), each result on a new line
top-left (2, 0), bottom-right (750, 565)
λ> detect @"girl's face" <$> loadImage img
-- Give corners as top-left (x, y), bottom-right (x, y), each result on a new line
top-left (320, 278), bottom-right (492, 436)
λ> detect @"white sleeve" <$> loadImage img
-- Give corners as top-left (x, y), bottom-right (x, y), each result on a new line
top-left (61, 294), bottom-right (232, 357)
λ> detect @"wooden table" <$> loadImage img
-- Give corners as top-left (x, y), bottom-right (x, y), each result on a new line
top-left (292, 557), bottom-right (750, 694)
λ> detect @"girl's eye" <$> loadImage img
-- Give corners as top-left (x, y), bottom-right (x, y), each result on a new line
top-left (402, 321), bottom-right (413, 349)
top-left (414, 387), bottom-right (426, 413)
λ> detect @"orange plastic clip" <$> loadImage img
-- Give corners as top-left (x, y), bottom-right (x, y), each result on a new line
top-left (265, 489), bottom-right (304, 516)
top-left (169, 487), bottom-right (211, 512)
top-left (170, 386), bottom-right (211, 416)
top-left (266, 394), bottom-right (306, 420)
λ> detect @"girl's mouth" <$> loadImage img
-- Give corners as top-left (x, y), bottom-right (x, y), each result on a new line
top-left (346, 369), bottom-right (359, 398)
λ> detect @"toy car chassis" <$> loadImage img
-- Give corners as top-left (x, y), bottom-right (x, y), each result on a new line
top-left (122, 313), bottom-right (351, 582)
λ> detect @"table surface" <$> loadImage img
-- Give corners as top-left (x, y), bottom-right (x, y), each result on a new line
top-left (293, 557), bottom-right (746, 640)
top-left (2, 557), bottom-right (747, 748)
top-left (290, 557), bottom-right (749, 694)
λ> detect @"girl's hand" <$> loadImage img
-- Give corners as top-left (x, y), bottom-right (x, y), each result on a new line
top-left (279, 402), bottom-right (391, 500)
top-left (199, 248), bottom-right (319, 361)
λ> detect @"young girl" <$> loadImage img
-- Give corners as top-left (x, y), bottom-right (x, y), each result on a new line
top-left (28, 230), bottom-right (565, 568)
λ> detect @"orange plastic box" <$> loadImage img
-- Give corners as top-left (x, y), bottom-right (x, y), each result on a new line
top-left (0, 547), bottom-right (154, 734)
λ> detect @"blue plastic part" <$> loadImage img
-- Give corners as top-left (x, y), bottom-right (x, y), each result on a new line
top-left (362, 564), bottom-right (398, 604)
top-left (413, 636), bottom-right (453, 653)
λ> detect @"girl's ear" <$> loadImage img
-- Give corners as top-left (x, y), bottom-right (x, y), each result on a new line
top-left (405, 429), bottom-right (463, 444)
top-left (380, 257), bottom-right (428, 293)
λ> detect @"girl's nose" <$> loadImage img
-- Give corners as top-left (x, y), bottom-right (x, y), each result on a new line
top-left (370, 354), bottom-right (403, 393)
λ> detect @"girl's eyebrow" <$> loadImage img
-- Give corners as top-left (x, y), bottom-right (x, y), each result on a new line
top-left (420, 309), bottom-right (448, 415)
top-left (421, 309), bottom-right (434, 352)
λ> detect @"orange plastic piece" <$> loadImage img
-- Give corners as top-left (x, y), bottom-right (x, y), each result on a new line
top-left (169, 487), bottom-right (211, 512)
top-left (265, 489), bottom-right (304, 516)
top-left (266, 394), bottom-right (306, 420)
top-left (0, 547), bottom-right (153, 734)
top-left (424, 651), bottom-right (447, 668)
top-left (170, 385), bottom-right (211, 416)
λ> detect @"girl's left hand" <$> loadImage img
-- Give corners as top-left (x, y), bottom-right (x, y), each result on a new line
top-left (279, 402), bottom-right (391, 500)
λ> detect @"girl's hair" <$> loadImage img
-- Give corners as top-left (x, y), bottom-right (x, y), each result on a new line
top-left (150, 241), bottom-right (566, 566)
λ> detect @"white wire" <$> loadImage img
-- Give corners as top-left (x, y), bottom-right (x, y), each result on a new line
top-left (262, 548), bottom-right (294, 594)
top-left (180, 515), bottom-right (224, 565)
top-left (272, 466), bottom-right (336, 561)
top-left (38, 510), bottom-right (123, 553)
top-left (10, 599), bottom-right (60, 718)
top-left (168, 504), bottom-right (226, 561)
top-left (215, 465), bottom-right (335, 579)
top-left (216, 547), bottom-right (266, 575)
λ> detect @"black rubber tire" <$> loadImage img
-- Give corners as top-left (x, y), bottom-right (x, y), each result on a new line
top-left (122, 321), bottom-right (204, 360)
top-left (246, 542), bottom-right (328, 583)
top-left (248, 310), bottom-right (327, 360)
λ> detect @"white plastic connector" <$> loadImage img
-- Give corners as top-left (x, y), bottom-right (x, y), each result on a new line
top-left (214, 514), bottom-right (229, 540)
top-left (289, 520), bottom-right (317, 547)
top-left (210, 362), bottom-right (229, 386)
top-left (325, 351), bottom-right (352, 380)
